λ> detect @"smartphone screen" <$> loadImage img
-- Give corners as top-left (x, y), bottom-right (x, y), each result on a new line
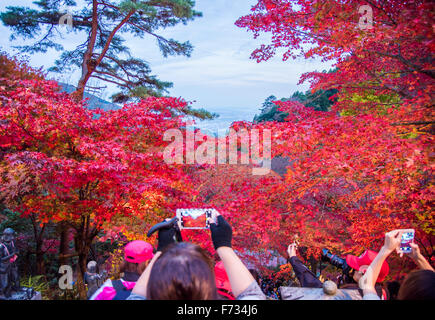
top-left (178, 209), bottom-right (211, 229)
top-left (400, 230), bottom-right (415, 253)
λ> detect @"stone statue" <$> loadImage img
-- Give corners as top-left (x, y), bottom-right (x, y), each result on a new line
top-left (84, 260), bottom-right (107, 299)
top-left (0, 228), bottom-right (20, 298)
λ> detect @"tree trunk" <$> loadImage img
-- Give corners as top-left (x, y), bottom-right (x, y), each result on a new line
top-left (71, 86), bottom-right (85, 102)
top-left (76, 250), bottom-right (88, 300)
top-left (74, 214), bottom-right (98, 300)
top-left (30, 213), bottom-right (46, 274)
top-left (309, 255), bottom-right (317, 275)
top-left (24, 250), bottom-right (31, 276)
top-left (72, 3), bottom-right (135, 102)
top-left (58, 222), bottom-right (70, 267)
top-left (72, 0), bottom-right (99, 103)
top-left (35, 245), bottom-right (45, 275)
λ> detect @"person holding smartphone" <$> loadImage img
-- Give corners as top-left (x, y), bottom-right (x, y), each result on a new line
top-left (406, 242), bottom-right (434, 272)
top-left (357, 230), bottom-right (403, 300)
top-left (396, 242), bottom-right (435, 300)
top-left (128, 213), bottom-right (266, 300)
top-left (359, 229), bottom-right (435, 300)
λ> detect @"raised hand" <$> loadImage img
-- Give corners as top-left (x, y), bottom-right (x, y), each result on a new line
top-left (210, 214), bottom-right (232, 250)
top-left (383, 229), bottom-right (404, 254)
top-left (287, 243), bottom-right (297, 258)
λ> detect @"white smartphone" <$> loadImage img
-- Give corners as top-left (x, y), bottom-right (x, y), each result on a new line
top-left (398, 229), bottom-right (415, 254)
top-left (176, 208), bottom-right (218, 230)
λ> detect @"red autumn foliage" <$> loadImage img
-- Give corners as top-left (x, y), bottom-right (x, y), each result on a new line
top-left (0, 57), bottom-right (198, 297)
top-left (236, 0), bottom-right (434, 126)
top-left (230, 0), bottom-right (434, 274)
top-left (1, 0), bottom-right (434, 295)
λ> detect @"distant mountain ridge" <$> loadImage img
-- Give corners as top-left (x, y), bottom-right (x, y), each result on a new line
top-left (56, 82), bottom-right (257, 134)
top-left (57, 82), bottom-right (120, 111)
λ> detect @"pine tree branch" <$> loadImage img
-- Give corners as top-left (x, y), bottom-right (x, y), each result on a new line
top-left (94, 9), bottom-right (135, 67)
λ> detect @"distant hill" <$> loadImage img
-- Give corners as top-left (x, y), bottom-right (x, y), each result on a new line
top-left (57, 82), bottom-right (120, 111)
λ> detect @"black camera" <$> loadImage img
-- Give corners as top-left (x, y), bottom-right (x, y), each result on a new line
top-left (321, 249), bottom-right (354, 285)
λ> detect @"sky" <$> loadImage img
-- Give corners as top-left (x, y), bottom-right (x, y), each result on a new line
top-left (0, 0), bottom-right (333, 127)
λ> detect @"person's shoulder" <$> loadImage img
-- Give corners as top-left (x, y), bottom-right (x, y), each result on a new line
top-left (236, 281), bottom-right (266, 300)
top-left (126, 293), bottom-right (147, 300)
top-left (363, 292), bottom-right (381, 300)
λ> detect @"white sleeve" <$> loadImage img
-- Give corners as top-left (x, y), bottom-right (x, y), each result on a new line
top-left (363, 292), bottom-right (381, 300)
top-left (236, 281), bottom-right (266, 300)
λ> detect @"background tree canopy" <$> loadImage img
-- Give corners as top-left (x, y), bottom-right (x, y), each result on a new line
top-left (1, 0), bottom-right (201, 103)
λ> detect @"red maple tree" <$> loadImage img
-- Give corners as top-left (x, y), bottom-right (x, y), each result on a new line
top-left (0, 56), bottom-right (198, 298)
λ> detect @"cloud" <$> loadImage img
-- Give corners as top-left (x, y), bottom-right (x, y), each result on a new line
top-left (153, 48), bottom-right (329, 87)
top-left (0, 0), bottom-right (333, 111)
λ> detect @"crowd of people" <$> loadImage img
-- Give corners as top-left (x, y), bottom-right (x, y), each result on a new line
top-left (85, 213), bottom-right (435, 300)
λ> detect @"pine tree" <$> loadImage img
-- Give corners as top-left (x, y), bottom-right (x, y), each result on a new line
top-left (1, 0), bottom-right (202, 103)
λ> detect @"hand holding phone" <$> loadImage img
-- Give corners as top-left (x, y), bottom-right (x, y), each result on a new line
top-left (176, 208), bottom-right (218, 230)
top-left (397, 229), bottom-right (415, 255)
top-left (209, 214), bottom-right (232, 249)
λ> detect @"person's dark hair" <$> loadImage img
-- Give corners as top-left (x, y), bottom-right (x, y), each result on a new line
top-left (249, 269), bottom-right (261, 283)
top-left (147, 242), bottom-right (217, 300)
top-left (398, 270), bottom-right (435, 300)
top-left (119, 260), bottom-right (148, 276)
top-left (386, 281), bottom-right (401, 300)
